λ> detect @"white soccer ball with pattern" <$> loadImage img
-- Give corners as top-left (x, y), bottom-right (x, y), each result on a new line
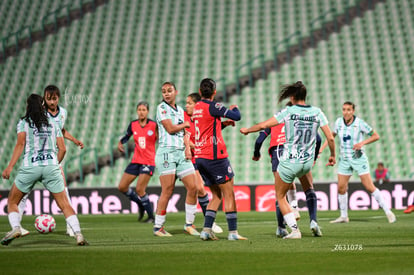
top-left (34, 214), bottom-right (56, 233)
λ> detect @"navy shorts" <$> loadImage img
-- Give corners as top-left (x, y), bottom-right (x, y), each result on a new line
top-left (192, 162), bottom-right (198, 170)
top-left (195, 158), bottom-right (234, 186)
top-left (270, 146), bottom-right (284, 172)
top-left (124, 163), bottom-right (155, 176)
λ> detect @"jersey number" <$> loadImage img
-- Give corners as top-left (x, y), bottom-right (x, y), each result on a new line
top-left (294, 129), bottom-right (312, 144)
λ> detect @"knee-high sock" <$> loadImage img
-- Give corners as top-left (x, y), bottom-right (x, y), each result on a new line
top-left (338, 193), bottom-right (348, 218)
top-left (275, 201), bottom-right (285, 228)
top-left (198, 194), bottom-right (209, 216)
top-left (305, 189), bottom-right (317, 222)
top-left (139, 194), bottom-right (154, 218)
top-left (372, 188), bottom-right (391, 213)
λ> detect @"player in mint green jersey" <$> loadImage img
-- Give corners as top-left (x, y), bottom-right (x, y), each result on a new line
top-left (1, 94), bottom-right (87, 246)
top-left (18, 85), bottom-right (84, 238)
top-left (241, 81), bottom-right (336, 239)
top-left (153, 82), bottom-right (199, 237)
top-left (320, 101), bottom-right (396, 224)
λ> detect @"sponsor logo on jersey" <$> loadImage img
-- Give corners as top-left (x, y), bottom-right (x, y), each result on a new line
top-left (31, 154), bottom-right (54, 163)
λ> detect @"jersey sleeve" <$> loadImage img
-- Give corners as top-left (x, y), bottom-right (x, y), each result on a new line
top-left (333, 118), bottom-right (340, 135)
top-left (274, 108), bottom-right (288, 123)
top-left (359, 119), bottom-right (374, 135)
top-left (318, 109), bottom-right (329, 127)
top-left (120, 122), bottom-right (133, 144)
top-left (16, 119), bottom-right (25, 133)
top-left (157, 103), bottom-right (171, 121)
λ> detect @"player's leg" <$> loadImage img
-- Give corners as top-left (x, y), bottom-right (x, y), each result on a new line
top-left (118, 165), bottom-right (145, 221)
top-left (136, 169), bottom-right (155, 223)
top-left (59, 165), bottom-right (76, 236)
top-left (1, 183), bottom-right (25, 246)
top-left (181, 172), bottom-right (200, 236)
top-left (299, 171), bottom-right (322, 237)
top-left (330, 173), bottom-right (351, 223)
top-left (200, 184), bottom-right (221, 240)
top-left (287, 183), bottom-right (300, 220)
top-left (275, 172), bottom-right (301, 239)
top-left (17, 192), bottom-right (31, 237)
top-left (153, 173), bottom-right (175, 236)
top-left (360, 173), bottom-right (396, 223)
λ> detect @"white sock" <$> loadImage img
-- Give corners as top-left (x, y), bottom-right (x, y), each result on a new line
top-left (185, 203), bottom-right (197, 225)
top-left (66, 215), bottom-right (81, 234)
top-left (283, 212), bottom-right (299, 231)
top-left (372, 188), bottom-right (390, 213)
top-left (18, 193), bottom-right (30, 221)
top-left (9, 212), bottom-right (21, 228)
top-left (338, 193), bottom-right (348, 218)
top-left (154, 214), bottom-right (166, 228)
top-left (287, 189), bottom-right (297, 208)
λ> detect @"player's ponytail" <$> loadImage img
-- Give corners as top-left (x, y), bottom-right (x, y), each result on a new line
top-left (278, 81), bottom-right (307, 103)
top-left (22, 94), bottom-right (50, 130)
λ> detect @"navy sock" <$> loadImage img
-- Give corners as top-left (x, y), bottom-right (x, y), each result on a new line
top-left (275, 201), bottom-right (285, 228)
top-left (125, 188), bottom-right (144, 208)
top-left (305, 189), bottom-right (317, 222)
top-left (226, 211), bottom-right (237, 231)
top-left (139, 194), bottom-right (154, 218)
top-left (198, 195), bottom-right (209, 216)
top-left (204, 210), bottom-right (216, 228)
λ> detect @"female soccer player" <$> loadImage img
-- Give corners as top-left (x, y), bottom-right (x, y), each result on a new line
top-left (193, 78), bottom-right (247, 241)
top-left (185, 93), bottom-right (224, 234)
top-left (320, 101), bottom-right (396, 224)
top-left (241, 81), bottom-right (336, 239)
top-left (118, 101), bottom-right (157, 223)
top-left (153, 82), bottom-right (199, 237)
top-left (253, 122), bottom-right (323, 237)
top-left (18, 85), bottom-right (84, 238)
top-left (1, 94), bottom-right (87, 246)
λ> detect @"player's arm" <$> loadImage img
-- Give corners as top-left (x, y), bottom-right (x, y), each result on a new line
top-left (221, 120), bottom-right (235, 129)
top-left (253, 128), bottom-right (271, 161)
top-left (62, 128), bottom-right (84, 149)
top-left (209, 103), bottom-right (241, 121)
top-left (183, 130), bottom-right (192, 160)
top-left (240, 117), bottom-right (279, 135)
top-left (352, 130), bottom-right (379, 151)
top-left (2, 132), bottom-right (26, 179)
top-left (320, 125), bottom-right (336, 166)
top-left (118, 123), bottom-right (133, 153)
top-left (161, 119), bottom-right (190, 134)
top-left (319, 131), bottom-right (336, 153)
top-left (56, 136), bottom-right (66, 163)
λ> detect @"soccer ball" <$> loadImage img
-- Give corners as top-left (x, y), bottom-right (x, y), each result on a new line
top-left (34, 214), bottom-right (56, 233)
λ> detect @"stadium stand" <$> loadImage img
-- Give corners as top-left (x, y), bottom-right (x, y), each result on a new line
top-left (1, 0), bottom-right (413, 189)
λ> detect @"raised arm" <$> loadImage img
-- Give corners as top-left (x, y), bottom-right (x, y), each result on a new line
top-left (240, 117), bottom-right (279, 135)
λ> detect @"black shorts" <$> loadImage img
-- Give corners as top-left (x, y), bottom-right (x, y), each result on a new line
top-left (270, 146), bottom-right (284, 172)
top-left (195, 158), bottom-right (234, 186)
top-left (124, 163), bottom-right (155, 176)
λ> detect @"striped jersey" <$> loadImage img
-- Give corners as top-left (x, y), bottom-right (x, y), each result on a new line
top-left (17, 117), bottom-right (62, 166)
top-left (333, 116), bottom-right (373, 159)
top-left (274, 104), bottom-right (328, 163)
top-left (156, 100), bottom-right (186, 149)
top-left (48, 105), bottom-right (67, 130)
top-left (120, 119), bottom-right (157, 165)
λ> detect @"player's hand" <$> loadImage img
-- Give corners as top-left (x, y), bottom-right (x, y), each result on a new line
top-left (326, 156), bottom-right (336, 166)
top-left (352, 142), bottom-right (363, 151)
top-left (75, 139), bottom-right (84, 149)
top-left (2, 167), bottom-right (12, 179)
top-left (240, 128), bottom-right (249, 135)
top-left (252, 155), bottom-right (260, 161)
top-left (184, 148), bottom-right (192, 160)
top-left (182, 121), bottom-right (191, 128)
top-left (118, 142), bottom-right (125, 153)
top-left (228, 105), bottom-right (239, 110)
top-left (222, 120), bottom-right (235, 127)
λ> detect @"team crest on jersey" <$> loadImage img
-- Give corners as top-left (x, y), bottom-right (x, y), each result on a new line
top-left (228, 166), bottom-right (233, 174)
top-left (215, 103), bottom-right (224, 110)
top-left (163, 161), bottom-right (169, 168)
top-left (147, 130), bottom-right (154, 136)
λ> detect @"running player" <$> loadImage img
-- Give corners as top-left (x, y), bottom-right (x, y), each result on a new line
top-left (253, 121), bottom-right (323, 237)
top-left (194, 78), bottom-right (247, 241)
top-left (320, 101), bottom-right (396, 224)
top-left (118, 101), bottom-right (156, 223)
top-left (153, 82), bottom-right (199, 237)
top-left (1, 94), bottom-right (87, 246)
top-left (185, 92), bottom-right (224, 234)
top-left (18, 85), bottom-right (83, 238)
top-left (241, 81), bottom-right (336, 239)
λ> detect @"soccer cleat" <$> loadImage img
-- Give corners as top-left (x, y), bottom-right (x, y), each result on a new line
top-left (212, 222), bottom-right (223, 234)
top-left (200, 229), bottom-right (219, 241)
top-left (404, 205), bottom-right (414, 214)
top-left (66, 224), bottom-right (75, 237)
top-left (283, 229), bottom-right (301, 239)
top-left (227, 232), bottom-right (248, 241)
top-left (276, 227), bottom-right (289, 238)
top-left (330, 216), bottom-right (349, 223)
top-left (1, 227), bottom-right (22, 246)
top-left (184, 224), bottom-right (200, 236)
top-left (386, 211), bottom-right (396, 223)
top-left (20, 227), bottom-right (30, 237)
top-left (75, 233), bottom-right (88, 246)
top-left (153, 227), bottom-right (172, 237)
top-left (143, 217), bottom-right (155, 224)
top-left (310, 220), bottom-right (322, 237)
top-left (137, 207), bottom-right (145, 222)
top-left (293, 208), bottom-right (301, 221)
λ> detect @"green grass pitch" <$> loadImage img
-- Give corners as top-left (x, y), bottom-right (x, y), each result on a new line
top-left (1, 210), bottom-right (413, 274)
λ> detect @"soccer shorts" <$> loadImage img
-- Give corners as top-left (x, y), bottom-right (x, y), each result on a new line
top-left (15, 165), bottom-right (65, 194)
top-left (337, 154), bottom-right (370, 176)
top-left (155, 147), bottom-right (195, 179)
top-left (270, 145), bottom-right (284, 172)
top-left (124, 163), bottom-right (155, 176)
top-left (195, 158), bottom-right (234, 186)
top-left (277, 159), bottom-right (313, 183)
